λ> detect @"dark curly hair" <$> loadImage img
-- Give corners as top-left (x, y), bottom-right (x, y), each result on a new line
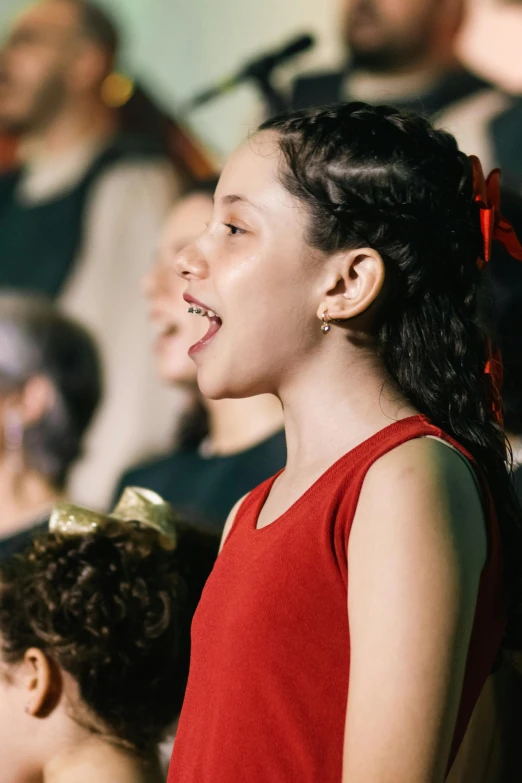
top-left (0, 520), bottom-right (218, 751)
top-left (260, 102), bottom-right (522, 648)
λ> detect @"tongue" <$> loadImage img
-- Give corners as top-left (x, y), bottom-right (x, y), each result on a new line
top-left (204, 316), bottom-right (222, 341)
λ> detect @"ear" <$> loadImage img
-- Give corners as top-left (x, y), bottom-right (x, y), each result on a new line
top-left (23, 648), bottom-right (60, 718)
top-left (316, 247), bottom-right (385, 324)
top-left (19, 375), bottom-right (56, 428)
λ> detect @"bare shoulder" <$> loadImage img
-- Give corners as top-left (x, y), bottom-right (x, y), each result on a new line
top-left (351, 435), bottom-right (487, 578)
top-left (343, 436), bottom-right (489, 780)
top-left (219, 493), bottom-right (250, 553)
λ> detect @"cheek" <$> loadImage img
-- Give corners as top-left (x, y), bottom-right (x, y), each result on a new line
top-left (196, 252), bottom-right (317, 398)
top-left (158, 351), bottom-right (196, 385)
top-left (16, 50), bottom-right (56, 92)
top-left (155, 314), bottom-right (206, 384)
top-left (157, 335), bottom-right (198, 384)
top-left (220, 234), bottom-right (315, 331)
top-left (11, 51), bottom-right (39, 85)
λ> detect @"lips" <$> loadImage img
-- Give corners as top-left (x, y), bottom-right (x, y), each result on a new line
top-left (183, 293), bottom-right (223, 356)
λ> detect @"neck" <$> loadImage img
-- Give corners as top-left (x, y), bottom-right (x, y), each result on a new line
top-left (349, 59), bottom-right (452, 104)
top-left (0, 458), bottom-right (60, 538)
top-left (205, 394), bottom-right (283, 456)
top-left (278, 339), bottom-right (417, 474)
top-left (44, 733), bottom-right (162, 783)
top-left (19, 99), bottom-right (118, 164)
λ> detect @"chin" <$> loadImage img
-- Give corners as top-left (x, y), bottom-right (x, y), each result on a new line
top-left (196, 376), bottom-right (233, 401)
top-left (158, 358), bottom-right (197, 387)
top-left (196, 365), bottom-right (267, 401)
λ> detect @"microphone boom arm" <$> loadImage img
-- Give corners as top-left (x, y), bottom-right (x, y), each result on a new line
top-left (183, 33), bottom-right (314, 116)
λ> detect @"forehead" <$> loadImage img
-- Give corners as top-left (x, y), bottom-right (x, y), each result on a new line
top-left (168, 193), bottom-right (213, 231)
top-left (12, 1), bottom-right (80, 37)
top-left (161, 193), bottom-right (213, 246)
top-left (215, 131), bottom-right (296, 213)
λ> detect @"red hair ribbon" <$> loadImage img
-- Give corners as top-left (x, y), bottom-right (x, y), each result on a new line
top-left (469, 154), bottom-right (522, 269)
top-left (484, 339), bottom-right (504, 427)
top-left (469, 155), bottom-right (522, 427)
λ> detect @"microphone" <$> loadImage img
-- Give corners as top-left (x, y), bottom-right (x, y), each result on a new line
top-left (185, 34), bottom-right (315, 111)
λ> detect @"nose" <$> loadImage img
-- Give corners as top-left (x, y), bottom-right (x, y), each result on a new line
top-left (174, 241), bottom-right (209, 281)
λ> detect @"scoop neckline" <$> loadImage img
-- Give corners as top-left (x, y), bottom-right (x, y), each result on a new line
top-left (253, 414), bottom-right (429, 533)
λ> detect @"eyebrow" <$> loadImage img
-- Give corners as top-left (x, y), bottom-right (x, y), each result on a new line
top-left (218, 194), bottom-right (261, 210)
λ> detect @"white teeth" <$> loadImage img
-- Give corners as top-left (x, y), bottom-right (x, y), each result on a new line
top-left (207, 310), bottom-right (216, 318)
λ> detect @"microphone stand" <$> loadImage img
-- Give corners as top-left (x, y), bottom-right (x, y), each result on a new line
top-left (241, 58), bottom-right (290, 117)
top-left (183, 54), bottom-right (291, 117)
top-left (183, 34), bottom-right (315, 117)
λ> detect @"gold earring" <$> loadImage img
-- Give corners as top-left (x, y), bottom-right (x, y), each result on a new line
top-left (321, 311), bottom-right (331, 334)
top-left (101, 72), bottom-right (135, 108)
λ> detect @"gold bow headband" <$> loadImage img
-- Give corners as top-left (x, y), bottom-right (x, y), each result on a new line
top-left (49, 487), bottom-right (178, 548)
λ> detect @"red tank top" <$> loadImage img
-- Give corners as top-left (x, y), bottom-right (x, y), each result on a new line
top-left (168, 415), bottom-right (506, 782)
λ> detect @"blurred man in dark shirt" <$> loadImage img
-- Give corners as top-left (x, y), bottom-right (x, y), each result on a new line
top-left (292, 0), bottom-right (487, 116)
top-left (291, 0), bottom-right (522, 187)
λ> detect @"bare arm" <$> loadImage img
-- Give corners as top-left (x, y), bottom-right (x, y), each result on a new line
top-left (343, 437), bottom-right (487, 783)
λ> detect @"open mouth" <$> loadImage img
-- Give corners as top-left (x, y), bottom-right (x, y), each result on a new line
top-left (159, 323), bottom-right (179, 338)
top-left (184, 295), bottom-right (223, 356)
top-left (151, 320), bottom-right (180, 354)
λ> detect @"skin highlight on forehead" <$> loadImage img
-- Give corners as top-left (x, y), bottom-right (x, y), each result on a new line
top-left (216, 132), bottom-right (299, 220)
top-left (13, 0), bottom-right (82, 39)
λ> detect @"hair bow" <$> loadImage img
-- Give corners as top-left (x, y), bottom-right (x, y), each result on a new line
top-left (484, 339), bottom-right (504, 428)
top-left (49, 487), bottom-right (178, 548)
top-left (469, 155), bottom-right (522, 269)
top-left (469, 155), bottom-right (522, 428)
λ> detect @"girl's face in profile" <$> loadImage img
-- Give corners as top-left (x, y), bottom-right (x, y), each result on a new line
top-left (146, 194), bottom-right (215, 386)
top-left (174, 132), bottom-right (327, 401)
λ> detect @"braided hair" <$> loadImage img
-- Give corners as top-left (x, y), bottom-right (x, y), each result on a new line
top-left (261, 102), bottom-right (522, 648)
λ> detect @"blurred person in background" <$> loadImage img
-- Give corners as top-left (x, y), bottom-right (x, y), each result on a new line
top-left (456, 0), bottom-right (522, 190)
top-left (0, 293), bottom-right (101, 561)
top-left (292, 0), bottom-right (487, 117)
top-left (0, 0), bottom-right (184, 508)
top-left (0, 489), bottom-right (218, 783)
top-left (115, 182), bottom-right (286, 531)
top-left (291, 0), bottom-right (521, 179)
